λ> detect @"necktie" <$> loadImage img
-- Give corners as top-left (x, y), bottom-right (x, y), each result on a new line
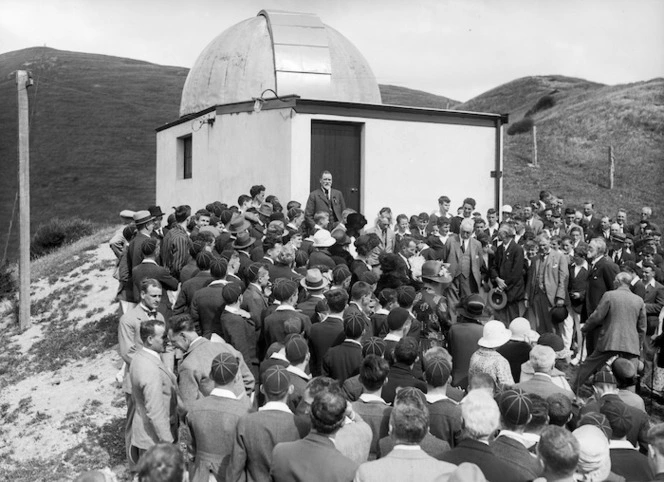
top-left (461, 241), bottom-right (465, 253)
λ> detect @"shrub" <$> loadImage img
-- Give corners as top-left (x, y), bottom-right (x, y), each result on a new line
top-left (525, 94), bottom-right (556, 117)
top-left (0, 262), bottom-right (17, 300)
top-left (30, 217), bottom-right (95, 259)
top-left (507, 117), bottom-right (534, 135)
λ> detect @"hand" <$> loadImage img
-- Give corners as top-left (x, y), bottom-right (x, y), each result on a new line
top-left (571, 292), bottom-right (580, 299)
top-left (495, 278), bottom-right (507, 291)
top-left (555, 298), bottom-right (565, 307)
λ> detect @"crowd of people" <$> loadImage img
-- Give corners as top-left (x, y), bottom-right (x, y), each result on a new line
top-left (85, 172), bottom-right (664, 482)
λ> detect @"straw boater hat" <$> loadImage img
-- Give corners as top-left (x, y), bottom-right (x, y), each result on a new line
top-left (312, 229), bottom-right (336, 248)
top-left (300, 268), bottom-right (329, 291)
top-left (120, 209), bottom-right (135, 220)
top-left (477, 320), bottom-right (511, 348)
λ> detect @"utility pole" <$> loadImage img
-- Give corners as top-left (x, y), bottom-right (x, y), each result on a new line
top-left (532, 124), bottom-right (538, 167)
top-left (16, 70), bottom-right (33, 331)
top-left (609, 145), bottom-right (615, 189)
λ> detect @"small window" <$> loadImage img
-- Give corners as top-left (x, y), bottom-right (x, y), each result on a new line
top-left (178, 135), bottom-right (192, 179)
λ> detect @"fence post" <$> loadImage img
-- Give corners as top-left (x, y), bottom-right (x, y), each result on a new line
top-left (532, 125), bottom-right (538, 167)
top-left (609, 145), bottom-right (614, 189)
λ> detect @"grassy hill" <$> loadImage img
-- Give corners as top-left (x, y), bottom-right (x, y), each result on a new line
top-left (0, 48), bottom-right (662, 261)
top-left (454, 75), bottom-right (664, 224)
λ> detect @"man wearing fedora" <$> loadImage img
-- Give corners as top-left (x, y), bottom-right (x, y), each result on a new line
top-left (304, 171), bottom-right (346, 234)
top-left (148, 205), bottom-right (165, 242)
top-left (308, 230), bottom-right (337, 270)
top-left (296, 269), bottom-right (329, 321)
top-left (125, 210), bottom-right (155, 306)
top-left (231, 228), bottom-right (257, 283)
top-left (491, 224), bottom-right (526, 325)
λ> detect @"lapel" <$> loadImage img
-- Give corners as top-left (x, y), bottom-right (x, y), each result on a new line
top-left (318, 188), bottom-right (331, 208)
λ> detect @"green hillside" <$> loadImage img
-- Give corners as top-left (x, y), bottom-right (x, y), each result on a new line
top-left (380, 84), bottom-right (458, 109)
top-left (455, 75), bottom-right (664, 225)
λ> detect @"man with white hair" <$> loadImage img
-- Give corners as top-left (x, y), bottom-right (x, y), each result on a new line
top-left (441, 390), bottom-right (528, 482)
top-left (573, 272), bottom-right (646, 392)
top-left (446, 218), bottom-right (484, 300)
top-left (515, 346), bottom-right (575, 400)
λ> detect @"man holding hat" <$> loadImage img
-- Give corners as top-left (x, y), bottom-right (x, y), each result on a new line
top-left (185, 352), bottom-right (251, 482)
top-left (491, 224), bottom-right (526, 325)
top-left (491, 389), bottom-right (543, 480)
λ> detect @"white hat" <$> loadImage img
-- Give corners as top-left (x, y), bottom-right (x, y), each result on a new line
top-left (312, 229), bottom-right (336, 248)
top-left (120, 209), bottom-right (135, 219)
top-left (501, 205), bottom-right (513, 213)
top-left (508, 317), bottom-right (540, 343)
top-left (478, 320), bottom-right (511, 348)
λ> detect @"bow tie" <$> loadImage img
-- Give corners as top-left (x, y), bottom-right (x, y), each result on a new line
top-left (147, 310), bottom-right (158, 319)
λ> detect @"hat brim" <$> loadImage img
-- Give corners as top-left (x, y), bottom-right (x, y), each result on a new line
top-left (232, 236), bottom-right (256, 249)
top-left (422, 274), bottom-right (453, 284)
top-left (135, 216), bottom-right (155, 226)
top-left (313, 239), bottom-right (336, 248)
top-left (300, 277), bottom-right (329, 290)
top-left (487, 288), bottom-right (508, 310)
top-left (229, 219), bottom-right (251, 234)
top-left (457, 307), bottom-right (489, 320)
top-left (478, 330), bottom-right (511, 348)
top-left (510, 330), bottom-right (540, 343)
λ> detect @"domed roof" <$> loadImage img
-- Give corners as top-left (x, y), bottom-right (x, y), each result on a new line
top-left (179, 10), bottom-right (381, 117)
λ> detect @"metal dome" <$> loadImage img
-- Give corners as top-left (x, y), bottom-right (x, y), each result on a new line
top-left (179, 10), bottom-right (381, 116)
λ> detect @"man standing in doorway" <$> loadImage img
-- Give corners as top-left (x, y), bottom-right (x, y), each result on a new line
top-left (305, 170), bottom-right (346, 233)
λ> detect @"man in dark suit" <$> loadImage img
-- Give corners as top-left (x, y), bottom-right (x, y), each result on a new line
top-left (309, 289), bottom-right (347, 377)
top-left (304, 170), bottom-right (346, 233)
top-left (323, 312), bottom-right (365, 383)
top-left (190, 258), bottom-right (228, 338)
top-left (173, 250), bottom-right (215, 315)
top-left (584, 237), bottom-right (620, 352)
top-left (381, 337), bottom-right (427, 404)
top-left (580, 201), bottom-right (603, 241)
top-left (271, 389), bottom-right (358, 482)
top-left (125, 210), bottom-right (155, 305)
top-left (573, 272), bottom-right (647, 391)
top-left (131, 238), bottom-right (178, 318)
top-left (491, 224), bottom-right (526, 324)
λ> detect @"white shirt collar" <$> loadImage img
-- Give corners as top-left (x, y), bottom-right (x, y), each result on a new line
top-left (646, 278), bottom-right (656, 288)
top-left (286, 365), bottom-right (311, 380)
top-left (575, 260), bottom-right (588, 271)
top-left (344, 339), bottom-right (362, 347)
top-left (259, 401), bottom-right (293, 413)
top-left (210, 388), bottom-right (237, 399)
top-left (384, 333), bottom-right (402, 342)
top-left (591, 254), bottom-right (605, 267)
top-left (425, 393), bottom-right (449, 404)
top-left (631, 275), bottom-right (641, 286)
top-left (499, 430), bottom-right (531, 448)
top-left (359, 393), bottom-right (387, 404)
top-left (374, 308), bottom-right (389, 315)
top-left (143, 347), bottom-right (161, 360)
top-left (393, 444), bottom-right (421, 451)
top-left (140, 259), bottom-right (159, 265)
top-left (225, 305), bottom-right (243, 315)
top-left (209, 279), bottom-right (228, 286)
top-left (276, 305), bottom-right (296, 312)
top-left (609, 439), bottom-right (636, 449)
top-left (270, 351), bottom-right (289, 362)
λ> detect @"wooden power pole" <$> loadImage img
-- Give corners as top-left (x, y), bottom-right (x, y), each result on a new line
top-left (609, 145), bottom-right (615, 189)
top-left (16, 70), bottom-right (33, 331)
top-left (532, 125), bottom-right (538, 167)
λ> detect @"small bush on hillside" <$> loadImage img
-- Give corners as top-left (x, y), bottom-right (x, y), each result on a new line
top-left (507, 117), bottom-right (534, 135)
top-left (31, 217), bottom-right (95, 259)
top-left (0, 262), bottom-right (17, 300)
top-left (525, 94), bottom-right (557, 117)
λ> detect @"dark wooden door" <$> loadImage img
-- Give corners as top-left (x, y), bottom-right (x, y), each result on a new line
top-left (310, 121), bottom-right (362, 212)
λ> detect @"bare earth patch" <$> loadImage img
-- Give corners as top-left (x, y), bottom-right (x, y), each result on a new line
top-left (0, 229), bottom-right (130, 481)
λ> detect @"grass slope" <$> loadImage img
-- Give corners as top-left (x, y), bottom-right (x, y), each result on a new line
top-left (456, 75), bottom-right (664, 225)
top-left (379, 84), bottom-right (458, 109)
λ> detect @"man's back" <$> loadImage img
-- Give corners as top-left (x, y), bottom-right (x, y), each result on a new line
top-left (229, 408), bottom-right (301, 482)
top-left (271, 432), bottom-right (358, 482)
top-left (352, 398), bottom-right (392, 459)
top-left (355, 446), bottom-right (456, 482)
top-left (309, 318), bottom-right (345, 376)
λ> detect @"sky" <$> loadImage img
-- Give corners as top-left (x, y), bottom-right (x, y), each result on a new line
top-left (1, 0), bottom-right (663, 102)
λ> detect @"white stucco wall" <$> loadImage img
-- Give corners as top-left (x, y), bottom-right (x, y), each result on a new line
top-left (156, 109), bottom-right (293, 212)
top-left (291, 112), bottom-right (501, 221)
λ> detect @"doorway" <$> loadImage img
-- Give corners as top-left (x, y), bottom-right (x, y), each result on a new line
top-left (310, 121), bottom-right (362, 212)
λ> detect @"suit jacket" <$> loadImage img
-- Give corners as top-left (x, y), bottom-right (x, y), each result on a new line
top-left (271, 432), bottom-right (358, 482)
top-left (581, 215), bottom-right (603, 241)
top-left (352, 398), bottom-right (392, 458)
top-left (178, 337), bottom-right (254, 407)
top-left (585, 256), bottom-right (620, 316)
top-left (118, 304), bottom-right (165, 394)
top-left (173, 271), bottom-right (214, 314)
top-left (323, 340), bottom-right (363, 383)
top-left (609, 446), bottom-right (654, 482)
top-left (514, 373), bottom-right (575, 400)
top-left (525, 217), bottom-right (544, 236)
top-left (190, 281), bottom-right (226, 338)
top-left (445, 235), bottom-right (483, 288)
top-left (354, 446), bottom-right (456, 482)
top-left (309, 317), bottom-right (345, 377)
top-left (568, 263), bottom-right (588, 314)
top-left (427, 398), bottom-right (463, 447)
top-left (263, 307), bottom-right (312, 347)
top-left (582, 285), bottom-right (646, 355)
top-left (644, 280), bottom-right (664, 333)
top-left (129, 348), bottom-right (178, 449)
top-left (241, 283), bottom-right (268, 333)
top-left (381, 363), bottom-right (428, 405)
top-left (447, 316), bottom-right (483, 389)
top-left (531, 249), bottom-right (569, 306)
top-left (581, 393), bottom-right (650, 449)
top-left (378, 433), bottom-right (450, 461)
top-left (491, 239), bottom-right (525, 303)
top-left (305, 187), bottom-right (346, 230)
top-left (228, 407), bottom-right (301, 482)
top-left (131, 260), bottom-right (179, 310)
top-left (186, 393), bottom-right (251, 482)
top-left (366, 226), bottom-right (396, 253)
top-left (220, 310), bottom-right (258, 369)
top-left (441, 438), bottom-right (530, 482)
top-left (125, 232), bottom-right (152, 302)
top-left (490, 435), bottom-right (543, 480)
